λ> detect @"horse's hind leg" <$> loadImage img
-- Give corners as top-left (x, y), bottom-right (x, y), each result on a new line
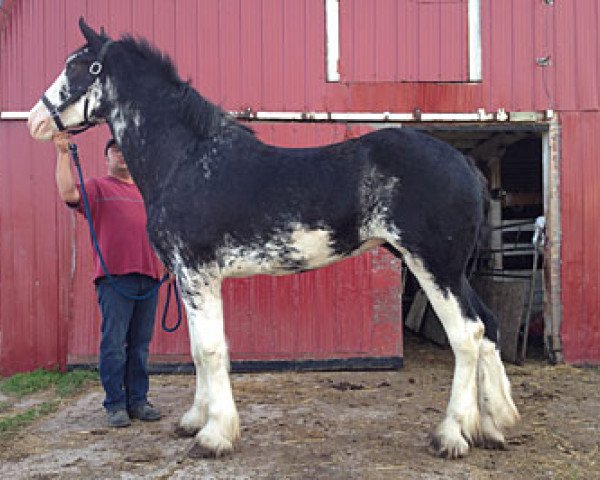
top-left (467, 285), bottom-right (520, 449)
top-left (401, 252), bottom-right (485, 458)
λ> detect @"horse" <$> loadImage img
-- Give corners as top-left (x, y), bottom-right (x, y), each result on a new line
top-left (28, 18), bottom-right (519, 459)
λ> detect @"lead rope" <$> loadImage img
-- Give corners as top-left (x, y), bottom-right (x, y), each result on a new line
top-left (68, 143), bottom-right (182, 332)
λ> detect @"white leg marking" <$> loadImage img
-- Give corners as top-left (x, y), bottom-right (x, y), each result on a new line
top-left (178, 312), bottom-right (209, 435)
top-left (403, 254), bottom-right (482, 458)
top-left (178, 273), bottom-right (240, 457)
top-left (477, 339), bottom-right (520, 448)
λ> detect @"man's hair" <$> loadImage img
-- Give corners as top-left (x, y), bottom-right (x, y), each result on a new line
top-left (104, 138), bottom-right (117, 157)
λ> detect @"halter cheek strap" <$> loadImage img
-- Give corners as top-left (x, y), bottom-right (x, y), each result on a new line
top-left (41, 94), bottom-right (66, 131)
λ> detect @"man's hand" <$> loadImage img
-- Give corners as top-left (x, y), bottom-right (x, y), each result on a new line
top-left (53, 132), bottom-right (71, 155)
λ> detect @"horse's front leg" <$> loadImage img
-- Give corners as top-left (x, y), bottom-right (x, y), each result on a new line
top-left (177, 273), bottom-right (240, 457)
top-left (175, 311), bottom-right (209, 437)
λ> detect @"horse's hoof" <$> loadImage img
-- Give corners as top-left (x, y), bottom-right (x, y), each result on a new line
top-left (482, 437), bottom-right (507, 450)
top-left (187, 441), bottom-right (233, 459)
top-left (429, 431), bottom-right (469, 459)
top-left (175, 424), bottom-right (200, 438)
top-left (479, 415), bottom-right (508, 450)
top-left (187, 443), bottom-right (218, 459)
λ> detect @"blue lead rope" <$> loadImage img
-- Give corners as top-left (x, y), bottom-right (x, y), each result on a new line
top-left (161, 280), bottom-right (183, 332)
top-left (68, 143), bottom-right (182, 332)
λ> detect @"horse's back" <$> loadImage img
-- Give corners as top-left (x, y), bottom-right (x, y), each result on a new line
top-left (357, 128), bottom-right (480, 187)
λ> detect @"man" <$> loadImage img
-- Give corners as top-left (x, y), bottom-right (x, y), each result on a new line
top-left (53, 132), bottom-right (162, 427)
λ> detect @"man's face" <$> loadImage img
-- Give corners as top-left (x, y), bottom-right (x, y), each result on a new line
top-left (107, 145), bottom-right (128, 173)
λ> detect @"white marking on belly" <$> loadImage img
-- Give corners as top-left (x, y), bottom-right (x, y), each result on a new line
top-left (288, 227), bottom-right (338, 268)
top-left (218, 225), bottom-right (341, 278)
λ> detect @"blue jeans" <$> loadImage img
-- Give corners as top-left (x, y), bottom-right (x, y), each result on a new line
top-left (96, 274), bottom-right (159, 412)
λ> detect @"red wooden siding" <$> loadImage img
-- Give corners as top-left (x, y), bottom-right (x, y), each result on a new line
top-left (339, 0), bottom-right (468, 82)
top-left (0, 122), bottom-right (63, 373)
top-left (2, 0), bottom-right (600, 115)
top-left (223, 248), bottom-right (402, 361)
top-left (560, 112), bottom-right (600, 364)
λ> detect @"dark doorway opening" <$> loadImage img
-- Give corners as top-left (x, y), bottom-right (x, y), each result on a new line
top-left (402, 124), bottom-right (547, 363)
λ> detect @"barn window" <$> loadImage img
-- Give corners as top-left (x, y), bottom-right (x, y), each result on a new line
top-left (327, 0), bottom-right (481, 83)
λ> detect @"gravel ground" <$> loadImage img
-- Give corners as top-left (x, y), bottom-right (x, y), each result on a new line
top-left (1, 334), bottom-right (598, 479)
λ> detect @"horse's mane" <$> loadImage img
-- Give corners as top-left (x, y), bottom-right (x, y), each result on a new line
top-left (116, 35), bottom-right (254, 138)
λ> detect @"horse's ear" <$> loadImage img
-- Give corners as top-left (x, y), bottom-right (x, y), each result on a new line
top-left (79, 17), bottom-right (103, 50)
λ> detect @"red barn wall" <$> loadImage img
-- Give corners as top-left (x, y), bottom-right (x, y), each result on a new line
top-left (4, 0), bottom-right (600, 114)
top-left (560, 112), bottom-right (600, 364)
top-left (2, 0), bottom-right (600, 370)
top-left (0, 121), bottom-right (64, 373)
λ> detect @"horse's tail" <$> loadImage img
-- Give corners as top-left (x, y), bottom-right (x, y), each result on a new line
top-left (464, 154), bottom-right (490, 256)
top-left (466, 155), bottom-right (489, 244)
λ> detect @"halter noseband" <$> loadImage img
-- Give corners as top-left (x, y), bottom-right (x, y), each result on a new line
top-left (41, 40), bottom-right (114, 135)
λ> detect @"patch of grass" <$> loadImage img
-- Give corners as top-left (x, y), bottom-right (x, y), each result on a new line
top-left (0, 401), bottom-right (10, 414)
top-left (0, 401), bottom-right (60, 437)
top-left (0, 369), bottom-right (61, 397)
top-left (55, 370), bottom-right (98, 397)
top-left (0, 368), bottom-right (98, 398)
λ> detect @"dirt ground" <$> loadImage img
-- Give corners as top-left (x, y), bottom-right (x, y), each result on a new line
top-left (1, 334), bottom-right (598, 480)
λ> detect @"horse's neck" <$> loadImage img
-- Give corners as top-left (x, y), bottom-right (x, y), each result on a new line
top-left (106, 106), bottom-right (174, 203)
top-left (104, 68), bottom-right (234, 202)
top-left (106, 108), bottom-right (208, 207)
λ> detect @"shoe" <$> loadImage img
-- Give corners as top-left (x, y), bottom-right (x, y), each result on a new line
top-left (107, 409), bottom-right (131, 428)
top-left (128, 402), bottom-right (161, 422)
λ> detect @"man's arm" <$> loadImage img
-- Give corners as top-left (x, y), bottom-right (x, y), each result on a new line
top-left (53, 133), bottom-right (81, 205)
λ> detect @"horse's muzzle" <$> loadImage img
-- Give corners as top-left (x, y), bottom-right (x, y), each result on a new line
top-left (27, 100), bottom-right (55, 141)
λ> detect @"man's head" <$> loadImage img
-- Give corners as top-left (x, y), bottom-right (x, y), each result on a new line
top-left (105, 138), bottom-right (129, 178)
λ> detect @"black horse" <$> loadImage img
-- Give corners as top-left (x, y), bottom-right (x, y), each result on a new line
top-left (28, 19), bottom-right (518, 459)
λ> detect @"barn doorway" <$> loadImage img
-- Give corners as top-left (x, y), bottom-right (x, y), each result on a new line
top-left (400, 124), bottom-right (552, 364)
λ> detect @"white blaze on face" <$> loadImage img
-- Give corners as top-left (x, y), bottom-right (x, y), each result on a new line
top-left (27, 70), bottom-right (68, 140)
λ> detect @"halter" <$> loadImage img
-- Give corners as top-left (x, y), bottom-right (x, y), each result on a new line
top-left (41, 40), bottom-right (114, 135)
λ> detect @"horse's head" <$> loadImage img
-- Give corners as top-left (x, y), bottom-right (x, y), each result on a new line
top-left (28, 18), bottom-right (113, 141)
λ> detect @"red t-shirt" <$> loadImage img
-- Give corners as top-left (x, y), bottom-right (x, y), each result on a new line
top-left (70, 176), bottom-right (163, 283)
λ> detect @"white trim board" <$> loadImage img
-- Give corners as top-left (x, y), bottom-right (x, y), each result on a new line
top-left (2, 110), bottom-right (554, 123)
